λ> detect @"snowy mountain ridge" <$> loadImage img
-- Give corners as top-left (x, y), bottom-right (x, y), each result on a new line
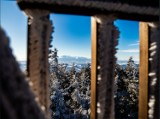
top-left (57, 55), bottom-right (139, 65)
top-left (58, 55), bottom-right (91, 64)
top-left (18, 56), bottom-right (139, 71)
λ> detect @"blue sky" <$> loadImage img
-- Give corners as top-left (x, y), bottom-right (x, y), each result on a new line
top-left (1, 1), bottom-right (139, 61)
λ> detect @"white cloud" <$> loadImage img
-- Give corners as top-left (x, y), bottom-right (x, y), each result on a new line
top-left (14, 54), bottom-right (26, 61)
top-left (128, 41), bottom-right (139, 46)
top-left (118, 49), bottom-right (139, 53)
top-left (128, 43), bottom-right (139, 46)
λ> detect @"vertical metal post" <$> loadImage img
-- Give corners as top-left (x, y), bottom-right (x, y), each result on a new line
top-left (91, 17), bottom-right (97, 119)
top-left (139, 22), bottom-right (149, 119)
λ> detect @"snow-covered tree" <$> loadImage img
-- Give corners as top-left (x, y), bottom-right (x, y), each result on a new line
top-left (49, 49), bottom-right (139, 119)
top-left (114, 57), bottom-right (139, 119)
top-left (49, 49), bottom-right (91, 119)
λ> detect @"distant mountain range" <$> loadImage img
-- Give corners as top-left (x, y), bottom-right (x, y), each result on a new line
top-left (58, 55), bottom-right (139, 65)
top-left (19, 55), bottom-right (139, 71)
top-left (58, 55), bottom-right (91, 64)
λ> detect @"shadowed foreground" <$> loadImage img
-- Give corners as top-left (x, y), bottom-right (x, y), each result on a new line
top-left (0, 28), bottom-right (45, 119)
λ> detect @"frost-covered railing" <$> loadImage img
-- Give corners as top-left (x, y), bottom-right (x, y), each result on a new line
top-left (17, 0), bottom-right (159, 21)
top-left (16, 0), bottom-right (160, 119)
top-left (139, 22), bottom-right (160, 119)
